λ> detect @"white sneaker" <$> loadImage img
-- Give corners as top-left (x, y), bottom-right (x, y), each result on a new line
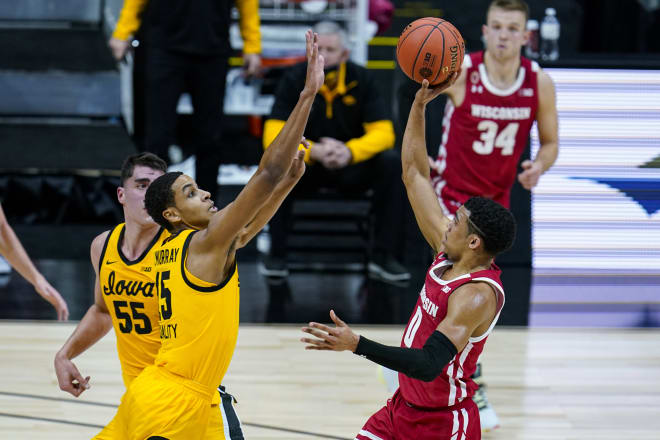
top-left (472, 362), bottom-right (500, 431)
top-left (474, 388), bottom-right (500, 431)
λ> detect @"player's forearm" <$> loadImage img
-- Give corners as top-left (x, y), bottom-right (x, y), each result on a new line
top-left (0, 222), bottom-right (43, 287)
top-left (57, 305), bottom-right (113, 360)
top-left (355, 331), bottom-right (458, 382)
top-left (260, 94), bottom-right (315, 180)
top-left (534, 141), bottom-right (558, 173)
top-left (237, 177), bottom-right (298, 248)
top-left (401, 101), bottom-right (430, 182)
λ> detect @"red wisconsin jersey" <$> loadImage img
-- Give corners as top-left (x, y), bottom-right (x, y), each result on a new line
top-left (431, 51), bottom-right (539, 212)
top-left (398, 253), bottom-right (505, 409)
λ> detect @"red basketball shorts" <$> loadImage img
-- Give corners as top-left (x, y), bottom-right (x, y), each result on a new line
top-left (355, 390), bottom-right (481, 440)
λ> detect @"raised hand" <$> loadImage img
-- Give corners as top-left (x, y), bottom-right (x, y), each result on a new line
top-left (303, 30), bottom-right (325, 95)
top-left (414, 73), bottom-right (459, 106)
top-left (301, 310), bottom-right (360, 352)
top-left (287, 147), bottom-right (307, 181)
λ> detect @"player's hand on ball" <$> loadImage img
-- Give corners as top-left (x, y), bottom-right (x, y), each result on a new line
top-left (415, 74), bottom-right (458, 105)
top-left (301, 310), bottom-right (360, 352)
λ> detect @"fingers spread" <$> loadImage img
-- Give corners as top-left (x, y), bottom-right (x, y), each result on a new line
top-left (330, 310), bottom-right (345, 327)
top-left (309, 321), bottom-right (333, 333)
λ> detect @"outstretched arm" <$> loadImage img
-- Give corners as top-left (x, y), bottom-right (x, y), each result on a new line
top-left (401, 78), bottom-right (457, 253)
top-left (301, 283), bottom-right (495, 382)
top-left (0, 204), bottom-right (69, 320)
top-left (187, 31), bottom-right (324, 281)
top-left (54, 233), bottom-right (113, 397)
top-left (236, 146), bottom-right (307, 249)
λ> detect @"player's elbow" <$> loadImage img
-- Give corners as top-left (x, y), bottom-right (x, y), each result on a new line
top-left (401, 165), bottom-right (422, 187)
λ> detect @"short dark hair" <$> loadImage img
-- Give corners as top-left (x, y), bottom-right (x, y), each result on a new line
top-left (145, 172), bottom-right (183, 231)
top-left (464, 197), bottom-right (516, 256)
top-left (487, 0), bottom-right (530, 23)
top-left (120, 152), bottom-right (168, 186)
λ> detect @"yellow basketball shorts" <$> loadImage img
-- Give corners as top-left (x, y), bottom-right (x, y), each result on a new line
top-left (93, 367), bottom-right (244, 440)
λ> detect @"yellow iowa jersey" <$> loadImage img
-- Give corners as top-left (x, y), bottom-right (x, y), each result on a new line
top-left (99, 223), bottom-right (169, 384)
top-left (153, 229), bottom-right (240, 391)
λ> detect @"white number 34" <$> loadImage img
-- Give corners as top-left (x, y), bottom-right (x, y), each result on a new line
top-left (472, 121), bottom-right (519, 156)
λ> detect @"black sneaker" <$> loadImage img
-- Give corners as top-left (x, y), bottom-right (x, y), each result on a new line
top-left (368, 253), bottom-right (411, 282)
top-left (258, 255), bottom-right (289, 278)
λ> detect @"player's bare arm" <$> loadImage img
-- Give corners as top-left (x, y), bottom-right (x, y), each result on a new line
top-left (518, 69), bottom-right (559, 189)
top-left (402, 78), bottom-right (457, 253)
top-left (0, 204), bottom-right (69, 320)
top-left (185, 30), bottom-right (324, 283)
top-left (435, 281), bottom-right (498, 351)
top-left (301, 282), bottom-right (495, 382)
top-left (236, 147), bottom-right (307, 249)
top-left (54, 232), bottom-right (113, 397)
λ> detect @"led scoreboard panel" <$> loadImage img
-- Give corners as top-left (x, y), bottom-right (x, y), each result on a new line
top-left (530, 68), bottom-right (660, 271)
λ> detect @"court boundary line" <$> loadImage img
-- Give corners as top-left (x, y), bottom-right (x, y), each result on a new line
top-left (0, 412), bottom-right (104, 429)
top-left (0, 391), bottom-right (349, 439)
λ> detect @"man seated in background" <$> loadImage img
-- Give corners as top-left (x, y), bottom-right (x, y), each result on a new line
top-left (261, 20), bottom-right (409, 283)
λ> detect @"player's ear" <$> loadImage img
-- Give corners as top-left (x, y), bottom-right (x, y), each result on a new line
top-left (163, 207), bottom-right (181, 225)
top-left (468, 234), bottom-right (481, 251)
top-left (117, 186), bottom-right (125, 205)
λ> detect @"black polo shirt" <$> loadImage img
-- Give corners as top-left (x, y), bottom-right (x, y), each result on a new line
top-left (269, 61), bottom-right (390, 143)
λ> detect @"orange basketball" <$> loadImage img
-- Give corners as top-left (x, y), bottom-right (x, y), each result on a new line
top-left (396, 17), bottom-right (465, 85)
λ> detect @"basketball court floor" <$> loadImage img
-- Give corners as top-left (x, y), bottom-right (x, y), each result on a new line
top-left (1, 256), bottom-right (659, 439)
top-left (0, 322), bottom-right (659, 439)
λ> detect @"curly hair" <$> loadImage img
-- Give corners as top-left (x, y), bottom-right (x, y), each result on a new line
top-left (144, 172), bottom-right (183, 231)
top-left (120, 152), bottom-right (167, 186)
top-left (464, 197), bottom-right (516, 256)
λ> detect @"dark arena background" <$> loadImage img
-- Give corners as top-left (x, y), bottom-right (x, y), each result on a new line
top-left (0, 0), bottom-right (659, 438)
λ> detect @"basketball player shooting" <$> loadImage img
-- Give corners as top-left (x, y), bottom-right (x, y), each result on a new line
top-left (301, 78), bottom-right (516, 440)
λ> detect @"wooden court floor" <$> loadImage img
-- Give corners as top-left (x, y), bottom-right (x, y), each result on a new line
top-left (0, 321), bottom-right (659, 439)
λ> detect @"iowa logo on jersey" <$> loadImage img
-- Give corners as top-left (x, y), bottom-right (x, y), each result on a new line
top-left (103, 271), bottom-right (155, 297)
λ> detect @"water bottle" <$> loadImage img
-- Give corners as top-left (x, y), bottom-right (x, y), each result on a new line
top-left (525, 19), bottom-right (539, 59)
top-left (540, 8), bottom-right (560, 61)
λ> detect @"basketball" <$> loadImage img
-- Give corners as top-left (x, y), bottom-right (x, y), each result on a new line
top-left (396, 17), bottom-right (465, 85)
